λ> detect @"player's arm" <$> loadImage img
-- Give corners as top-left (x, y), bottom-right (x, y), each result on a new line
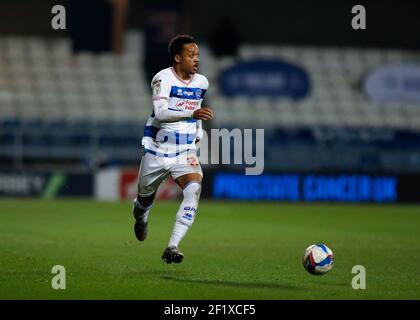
top-left (151, 77), bottom-right (191, 121)
top-left (195, 96), bottom-right (211, 142)
top-left (153, 98), bottom-right (193, 122)
top-left (153, 99), bottom-right (214, 122)
top-left (195, 81), bottom-right (213, 141)
top-left (196, 120), bottom-right (203, 142)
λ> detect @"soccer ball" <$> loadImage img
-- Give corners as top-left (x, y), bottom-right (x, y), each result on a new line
top-left (302, 244), bottom-right (334, 275)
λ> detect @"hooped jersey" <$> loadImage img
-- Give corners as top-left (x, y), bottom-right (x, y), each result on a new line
top-left (141, 67), bottom-right (209, 157)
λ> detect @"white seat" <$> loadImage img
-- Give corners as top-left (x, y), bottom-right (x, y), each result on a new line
top-left (64, 106), bottom-right (87, 121)
top-left (239, 44), bottom-right (257, 60)
top-left (383, 49), bottom-right (404, 63)
top-left (4, 38), bottom-right (419, 136)
top-left (15, 91), bottom-right (37, 104)
top-left (318, 112), bottom-right (340, 126)
top-left (87, 106), bottom-right (111, 122)
top-left (20, 103), bottom-right (41, 120)
top-left (0, 103), bottom-right (18, 118)
top-left (407, 116), bottom-right (420, 131)
top-left (40, 105), bottom-right (64, 121)
top-left (254, 46), bottom-right (278, 59)
top-left (342, 48), bottom-right (362, 64)
top-left (277, 46), bottom-right (298, 61)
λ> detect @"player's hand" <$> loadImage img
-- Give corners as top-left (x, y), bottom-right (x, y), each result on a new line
top-left (192, 107), bottom-right (214, 120)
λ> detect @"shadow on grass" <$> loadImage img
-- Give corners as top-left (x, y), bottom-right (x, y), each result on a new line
top-left (160, 275), bottom-right (302, 291)
top-left (314, 281), bottom-right (348, 287)
top-left (134, 270), bottom-right (191, 276)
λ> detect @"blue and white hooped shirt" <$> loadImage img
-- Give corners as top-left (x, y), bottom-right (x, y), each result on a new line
top-left (142, 67), bottom-right (209, 157)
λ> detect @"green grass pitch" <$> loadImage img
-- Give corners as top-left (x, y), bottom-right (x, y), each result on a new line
top-left (1, 199), bottom-right (419, 300)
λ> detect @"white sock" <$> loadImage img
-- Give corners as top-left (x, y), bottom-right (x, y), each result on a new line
top-left (133, 198), bottom-right (152, 224)
top-left (168, 182), bottom-right (201, 248)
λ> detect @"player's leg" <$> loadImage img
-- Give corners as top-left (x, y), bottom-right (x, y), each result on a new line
top-left (169, 173), bottom-right (202, 247)
top-left (132, 152), bottom-right (168, 241)
top-left (132, 192), bottom-right (155, 241)
top-left (162, 169), bottom-right (203, 264)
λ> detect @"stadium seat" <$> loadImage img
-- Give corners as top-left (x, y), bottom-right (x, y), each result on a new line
top-left (1, 35), bottom-right (418, 169)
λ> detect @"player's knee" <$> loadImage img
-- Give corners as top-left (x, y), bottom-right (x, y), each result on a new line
top-left (183, 182), bottom-right (201, 200)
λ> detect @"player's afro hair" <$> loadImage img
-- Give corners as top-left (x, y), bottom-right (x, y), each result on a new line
top-left (168, 34), bottom-right (196, 62)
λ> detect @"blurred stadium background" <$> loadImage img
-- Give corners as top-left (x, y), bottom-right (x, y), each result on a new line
top-left (1, 0), bottom-right (420, 202)
top-left (1, 0), bottom-right (420, 299)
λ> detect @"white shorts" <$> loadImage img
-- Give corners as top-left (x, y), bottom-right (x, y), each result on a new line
top-left (137, 150), bottom-right (203, 197)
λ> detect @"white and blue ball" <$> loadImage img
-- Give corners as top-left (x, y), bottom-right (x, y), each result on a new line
top-left (302, 244), bottom-right (334, 275)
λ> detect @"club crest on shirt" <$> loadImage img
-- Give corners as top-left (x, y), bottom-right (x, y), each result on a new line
top-left (195, 89), bottom-right (202, 99)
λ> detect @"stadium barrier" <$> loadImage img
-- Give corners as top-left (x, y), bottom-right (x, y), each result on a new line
top-left (0, 171), bottom-right (93, 198)
top-left (2, 121), bottom-right (420, 173)
top-left (2, 169), bottom-right (419, 203)
top-left (94, 168), bottom-right (181, 201)
top-left (201, 170), bottom-right (420, 203)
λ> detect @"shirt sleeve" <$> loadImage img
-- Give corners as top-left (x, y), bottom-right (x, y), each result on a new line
top-left (151, 74), bottom-right (194, 122)
top-left (204, 76), bottom-right (210, 90)
top-left (196, 120), bottom-right (203, 141)
top-left (151, 74), bottom-right (171, 101)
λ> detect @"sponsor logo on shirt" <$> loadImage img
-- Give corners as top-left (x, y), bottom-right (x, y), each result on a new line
top-left (176, 101), bottom-right (185, 108)
top-left (171, 86), bottom-right (206, 100)
top-left (185, 100), bottom-right (199, 110)
top-left (175, 100), bottom-right (199, 110)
